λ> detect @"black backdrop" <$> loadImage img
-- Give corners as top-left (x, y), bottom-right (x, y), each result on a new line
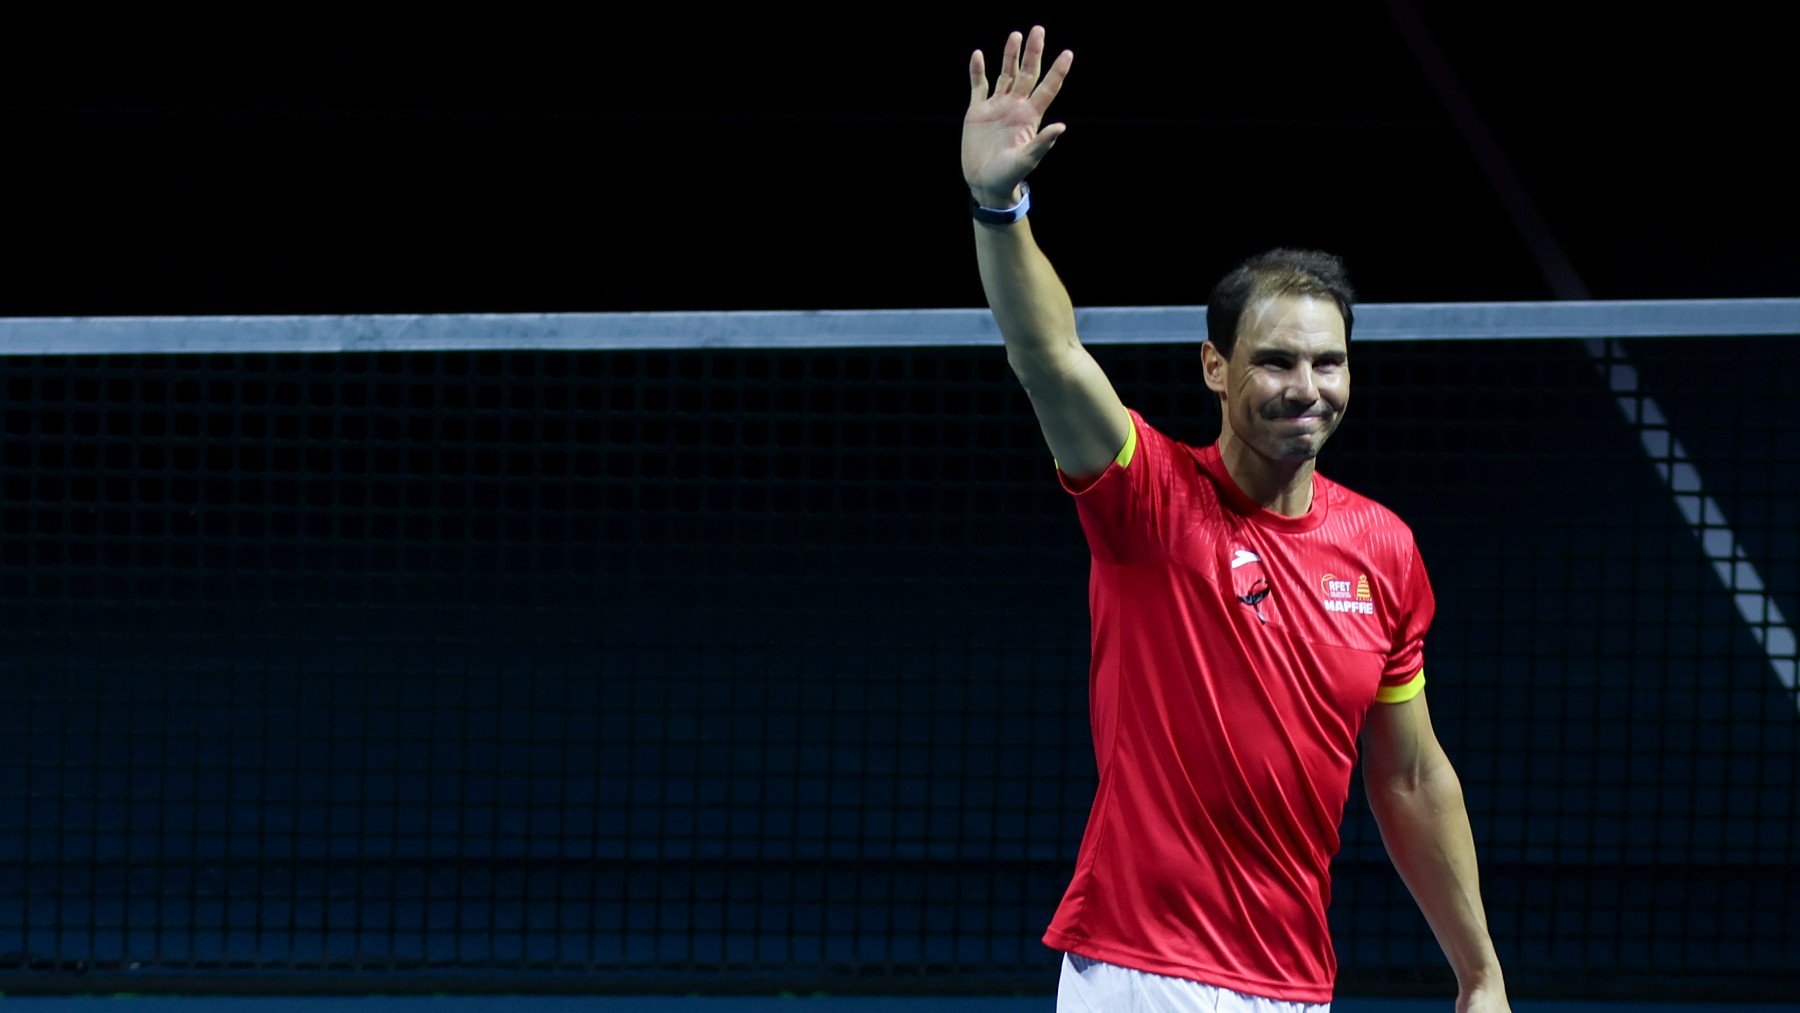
top-left (3, 6), bottom-right (1796, 318)
top-left (3, 3), bottom-right (1798, 1003)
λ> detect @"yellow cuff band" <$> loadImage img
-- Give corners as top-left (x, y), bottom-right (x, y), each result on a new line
top-left (1114, 412), bottom-right (1138, 468)
top-left (1374, 671), bottom-right (1426, 704)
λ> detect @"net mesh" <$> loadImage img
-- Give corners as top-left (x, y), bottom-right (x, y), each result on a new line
top-left (1, 329), bottom-right (1795, 998)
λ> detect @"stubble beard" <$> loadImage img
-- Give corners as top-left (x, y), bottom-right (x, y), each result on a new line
top-left (1257, 409), bottom-right (1341, 463)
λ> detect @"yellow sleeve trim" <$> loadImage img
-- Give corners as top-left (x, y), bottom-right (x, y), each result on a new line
top-left (1114, 410), bottom-right (1138, 468)
top-left (1053, 408), bottom-right (1138, 472)
top-left (1374, 671), bottom-right (1426, 704)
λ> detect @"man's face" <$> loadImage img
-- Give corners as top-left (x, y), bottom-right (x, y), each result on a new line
top-left (1203, 294), bottom-right (1349, 463)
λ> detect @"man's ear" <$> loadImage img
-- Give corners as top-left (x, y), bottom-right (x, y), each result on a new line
top-left (1202, 341), bottom-right (1228, 396)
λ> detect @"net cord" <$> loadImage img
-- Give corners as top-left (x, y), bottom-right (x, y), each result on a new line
top-left (0, 298), bottom-right (1797, 355)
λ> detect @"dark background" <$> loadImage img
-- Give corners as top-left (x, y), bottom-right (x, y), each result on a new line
top-left (3, 5), bottom-right (1795, 318)
top-left (3, 4), bottom-right (1798, 1004)
top-left (5, 338), bottom-right (1796, 997)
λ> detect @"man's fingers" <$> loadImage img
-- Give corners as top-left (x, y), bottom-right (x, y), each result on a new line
top-left (1028, 122), bottom-right (1068, 160)
top-left (996, 30), bottom-right (1022, 94)
top-left (1005, 122), bottom-right (1067, 179)
top-left (1020, 25), bottom-right (1047, 91)
top-left (1032, 49), bottom-right (1073, 112)
top-left (979, 29), bottom-right (1064, 110)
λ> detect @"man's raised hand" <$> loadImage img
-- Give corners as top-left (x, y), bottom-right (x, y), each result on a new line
top-left (963, 25), bottom-right (1072, 210)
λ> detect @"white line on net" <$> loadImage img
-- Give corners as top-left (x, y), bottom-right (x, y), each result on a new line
top-left (0, 298), bottom-right (1796, 355)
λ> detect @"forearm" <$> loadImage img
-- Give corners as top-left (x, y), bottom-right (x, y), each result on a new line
top-left (972, 215), bottom-right (1128, 477)
top-left (1366, 761), bottom-right (1506, 992)
top-left (973, 216), bottom-right (1080, 377)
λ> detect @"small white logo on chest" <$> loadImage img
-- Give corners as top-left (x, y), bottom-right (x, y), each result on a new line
top-left (1230, 549), bottom-right (1262, 570)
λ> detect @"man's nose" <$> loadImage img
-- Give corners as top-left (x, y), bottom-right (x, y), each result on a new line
top-left (1286, 365), bottom-right (1319, 403)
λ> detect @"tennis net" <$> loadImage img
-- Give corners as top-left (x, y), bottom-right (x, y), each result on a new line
top-left (1, 301), bottom-right (1796, 999)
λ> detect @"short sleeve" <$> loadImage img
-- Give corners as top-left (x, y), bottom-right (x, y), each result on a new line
top-left (1058, 409), bottom-right (1178, 565)
top-left (1375, 539), bottom-right (1435, 703)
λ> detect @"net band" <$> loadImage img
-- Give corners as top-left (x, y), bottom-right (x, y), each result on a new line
top-left (3, 298), bottom-right (1798, 355)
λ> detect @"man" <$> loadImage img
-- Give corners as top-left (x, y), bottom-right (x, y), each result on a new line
top-left (963, 26), bottom-right (1511, 1012)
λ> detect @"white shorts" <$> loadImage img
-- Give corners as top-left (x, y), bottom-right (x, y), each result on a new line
top-left (1057, 952), bottom-right (1330, 1013)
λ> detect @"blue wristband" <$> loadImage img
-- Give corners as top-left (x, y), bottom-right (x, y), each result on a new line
top-left (971, 183), bottom-right (1031, 226)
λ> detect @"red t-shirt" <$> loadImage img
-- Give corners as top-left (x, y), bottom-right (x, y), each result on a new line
top-left (1042, 409), bottom-right (1432, 1004)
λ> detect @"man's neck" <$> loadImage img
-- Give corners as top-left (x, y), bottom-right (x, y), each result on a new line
top-left (1217, 432), bottom-right (1316, 517)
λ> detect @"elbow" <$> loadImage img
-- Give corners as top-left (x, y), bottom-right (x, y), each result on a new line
top-left (1368, 746), bottom-right (1461, 796)
top-left (1368, 759), bottom-right (1465, 814)
top-left (1006, 340), bottom-right (1084, 392)
top-left (1377, 762), bottom-right (1426, 796)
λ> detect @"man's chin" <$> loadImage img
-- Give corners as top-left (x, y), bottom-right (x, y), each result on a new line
top-left (1279, 418), bottom-right (1342, 460)
top-left (1267, 430), bottom-right (1332, 461)
top-left (1273, 442), bottom-right (1325, 462)
top-left (1233, 418), bottom-right (1339, 464)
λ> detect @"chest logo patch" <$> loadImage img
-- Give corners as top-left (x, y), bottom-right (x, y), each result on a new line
top-left (1230, 547), bottom-right (1271, 624)
top-left (1321, 572), bottom-right (1375, 615)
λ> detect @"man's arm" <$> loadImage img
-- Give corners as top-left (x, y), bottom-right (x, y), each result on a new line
top-left (1362, 691), bottom-right (1512, 1013)
top-left (963, 26), bottom-right (1129, 484)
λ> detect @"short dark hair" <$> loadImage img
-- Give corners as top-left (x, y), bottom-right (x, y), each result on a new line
top-left (1205, 249), bottom-right (1355, 358)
